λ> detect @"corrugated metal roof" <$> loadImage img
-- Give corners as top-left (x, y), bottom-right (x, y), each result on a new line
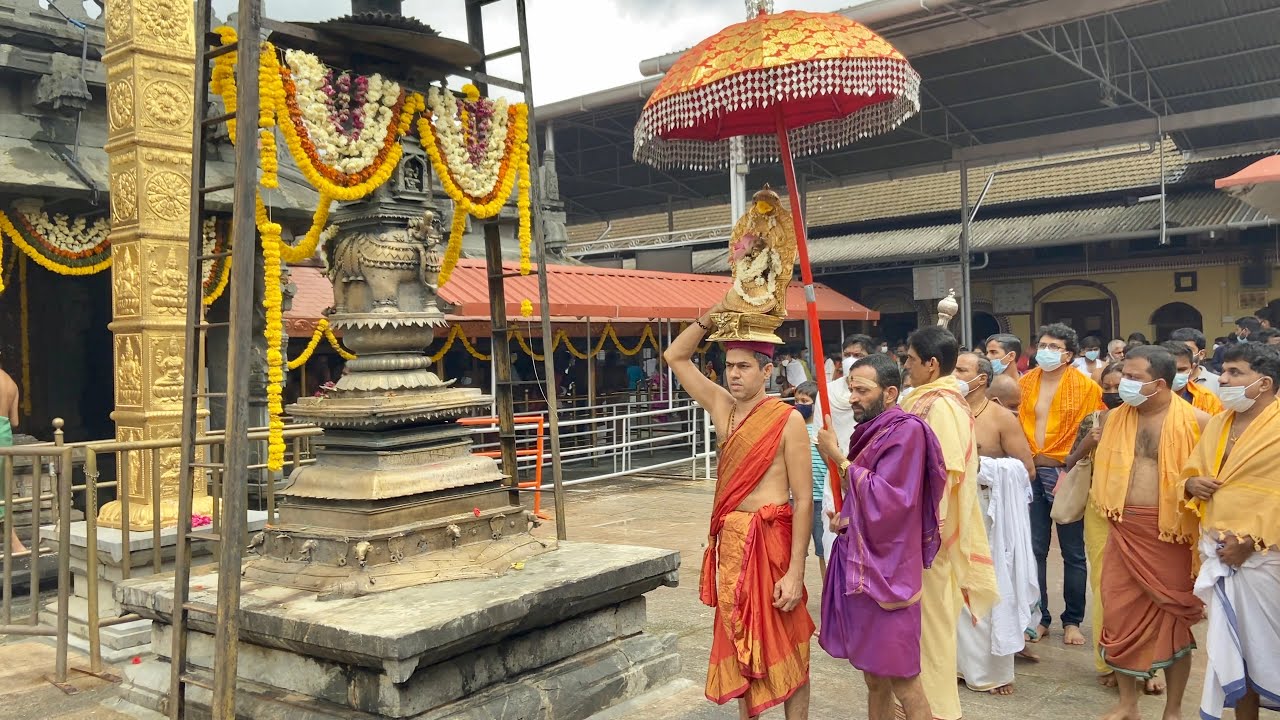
top-left (691, 189), bottom-right (1275, 272)
top-left (567, 139), bottom-right (1184, 244)
top-left (284, 261), bottom-right (877, 336)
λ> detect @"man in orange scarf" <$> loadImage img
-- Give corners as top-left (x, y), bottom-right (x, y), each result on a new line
top-left (1090, 346), bottom-right (1208, 720)
top-left (1018, 323), bottom-right (1103, 646)
top-left (666, 306), bottom-right (815, 719)
top-left (1181, 342), bottom-right (1280, 720)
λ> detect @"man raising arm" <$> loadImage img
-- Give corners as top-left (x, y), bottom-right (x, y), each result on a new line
top-left (665, 308), bottom-right (814, 720)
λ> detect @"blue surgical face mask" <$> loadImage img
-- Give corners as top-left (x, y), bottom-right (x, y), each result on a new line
top-left (795, 402), bottom-right (814, 420)
top-left (1171, 372), bottom-right (1190, 392)
top-left (991, 352), bottom-right (1012, 376)
top-left (1084, 350), bottom-right (1100, 362)
top-left (1035, 348), bottom-right (1064, 372)
top-left (1118, 377), bottom-right (1156, 407)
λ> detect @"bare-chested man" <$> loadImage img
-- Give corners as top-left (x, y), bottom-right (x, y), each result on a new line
top-left (665, 305), bottom-right (814, 719)
top-left (0, 363), bottom-right (24, 554)
top-left (1019, 324), bottom-right (1102, 646)
top-left (988, 375), bottom-right (1022, 414)
top-left (953, 352), bottom-right (1039, 695)
top-left (1091, 346), bottom-right (1208, 720)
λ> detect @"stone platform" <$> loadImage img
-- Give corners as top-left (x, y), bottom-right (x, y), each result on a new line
top-left (38, 513), bottom-right (269, 662)
top-left (115, 541), bottom-right (681, 719)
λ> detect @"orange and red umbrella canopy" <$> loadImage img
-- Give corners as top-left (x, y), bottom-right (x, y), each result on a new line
top-left (633, 9), bottom-right (921, 169)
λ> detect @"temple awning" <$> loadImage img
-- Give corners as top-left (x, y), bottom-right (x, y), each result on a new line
top-left (285, 261), bottom-right (877, 338)
top-left (1217, 155), bottom-right (1280, 218)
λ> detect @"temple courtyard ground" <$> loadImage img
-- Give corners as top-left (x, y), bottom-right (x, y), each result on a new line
top-left (1, 472), bottom-right (1216, 719)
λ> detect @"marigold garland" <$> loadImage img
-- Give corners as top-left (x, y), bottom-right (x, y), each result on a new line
top-left (423, 323), bottom-right (658, 364)
top-left (288, 318), bottom-right (355, 370)
top-left (0, 208), bottom-right (113, 281)
top-left (201, 217), bottom-right (232, 305)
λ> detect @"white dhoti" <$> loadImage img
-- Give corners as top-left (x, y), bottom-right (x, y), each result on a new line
top-left (957, 456), bottom-right (1039, 691)
top-left (1195, 534), bottom-right (1280, 719)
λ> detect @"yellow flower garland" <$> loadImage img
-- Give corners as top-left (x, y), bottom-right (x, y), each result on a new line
top-left (203, 254), bottom-right (231, 306)
top-left (287, 318), bottom-right (355, 370)
top-left (0, 210), bottom-right (113, 279)
top-left (424, 323), bottom-right (658, 364)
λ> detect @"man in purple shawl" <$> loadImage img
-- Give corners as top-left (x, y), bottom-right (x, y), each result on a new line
top-left (816, 354), bottom-right (949, 720)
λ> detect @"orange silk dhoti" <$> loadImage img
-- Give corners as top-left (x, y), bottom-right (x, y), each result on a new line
top-left (706, 505), bottom-right (814, 715)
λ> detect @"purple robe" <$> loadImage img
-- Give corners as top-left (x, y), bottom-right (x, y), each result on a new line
top-left (819, 405), bottom-right (947, 678)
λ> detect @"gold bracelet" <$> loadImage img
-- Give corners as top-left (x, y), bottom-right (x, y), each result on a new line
top-left (838, 459), bottom-right (852, 476)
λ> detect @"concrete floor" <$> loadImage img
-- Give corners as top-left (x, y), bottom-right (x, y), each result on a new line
top-left (0, 472), bottom-right (1226, 719)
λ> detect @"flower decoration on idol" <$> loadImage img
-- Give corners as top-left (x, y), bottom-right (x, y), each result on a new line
top-left (418, 83), bottom-right (532, 286)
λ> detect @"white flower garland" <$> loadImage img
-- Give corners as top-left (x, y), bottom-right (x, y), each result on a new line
top-left (284, 50), bottom-right (402, 175)
top-left (316, 224), bottom-right (342, 274)
top-left (11, 199), bottom-right (110, 254)
top-left (732, 248), bottom-right (781, 307)
top-left (425, 87), bottom-right (511, 198)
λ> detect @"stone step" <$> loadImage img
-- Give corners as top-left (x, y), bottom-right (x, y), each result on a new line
top-left (586, 679), bottom-right (708, 720)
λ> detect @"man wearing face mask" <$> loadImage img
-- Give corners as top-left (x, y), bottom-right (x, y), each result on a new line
top-left (900, 327), bottom-right (999, 720)
top-left (1162, 341), bottom-right (1224, 415)
top-left (1017, 323), bottom-right (1103, 647)
top-left (952, 352), bottom-right (1038, 697)
top-left (985, 333), bottom-right (1023, 381)
top-left (1072, 336), bottom-right (1107, 378)
top-left (1170, 327), bottom-right (1219, 394)
top-left (1091, 346), bottom-right (1209, 720)
top-left (1181, 343), bottom-right (1280, 720)
top-left (1211, 316), bottom-right (1263, 374)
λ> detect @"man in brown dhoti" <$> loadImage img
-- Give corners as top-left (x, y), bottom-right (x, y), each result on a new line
top-left (1091, 346), bottom-right (1209, 720)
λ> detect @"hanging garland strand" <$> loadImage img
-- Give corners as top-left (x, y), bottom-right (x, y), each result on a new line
top-left (288, 318), bottom-right (355, 370)
top-left (420, 323), bottom-right (660, 363)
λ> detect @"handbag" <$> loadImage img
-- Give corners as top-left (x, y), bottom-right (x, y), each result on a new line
top-left (1049, 411), bottom-right (1101, 524)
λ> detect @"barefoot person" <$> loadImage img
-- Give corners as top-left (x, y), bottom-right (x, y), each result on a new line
top-left (665, 308), bottom-right (814, 719)
top-left (952, 352), bottom-right (1039, 696)
top-left (815, 354), bottom-right (947, 720)
top-left (1092, 346), bottom-right (1208, 720)
top-left (0, 362), bottom-right (24, 555)
top-left (1019, 323), bottom-right (1103, 646)
top-left (900, 327), bottom-right (999, 720)
top-left (1182, 343), bottom-right (1280, 720)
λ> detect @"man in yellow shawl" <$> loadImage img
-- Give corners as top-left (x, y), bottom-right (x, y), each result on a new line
top-left (1163, 341), bottom-right (1224, 415)
top-left (1090, 346), bottom-right (1208, 720)
top-left (900, 326), bottom-right (999, 720)
top-left (1181, 342), bottom-right (1280, 720)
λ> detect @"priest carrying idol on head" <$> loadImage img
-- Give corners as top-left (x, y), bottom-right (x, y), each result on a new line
top-left (664, 186), bottom-right (815, 719)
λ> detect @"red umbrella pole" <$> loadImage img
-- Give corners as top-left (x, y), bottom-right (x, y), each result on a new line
top-left (775, 112), bottom-right (844, 511)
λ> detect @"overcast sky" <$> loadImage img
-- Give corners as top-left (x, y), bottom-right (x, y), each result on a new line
top-left (210, 0), bottom-right (863, 103)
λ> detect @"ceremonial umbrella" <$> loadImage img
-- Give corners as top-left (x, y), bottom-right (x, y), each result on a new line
top-left (634, 5), bottom-right (921, 507)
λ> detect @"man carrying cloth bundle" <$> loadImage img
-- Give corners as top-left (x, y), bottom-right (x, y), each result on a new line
top-left (1090, 345), bottom-right (1208, 720)
top-left (1181, 342), bottom-right (1280, 720)
top-left (665, 304), bottom-right (815, 720)
top-left (900, 326), bottom-right (1000, 720)
top-left (815, 354), bottom-right (947, 720)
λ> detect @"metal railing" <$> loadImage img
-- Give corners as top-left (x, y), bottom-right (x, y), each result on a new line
top-left (0, 421), bottom-right (320, 684)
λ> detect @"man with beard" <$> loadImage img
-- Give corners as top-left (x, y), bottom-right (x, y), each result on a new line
top-left (900, 327), bottom-right (1000, 720)
top-left (816, 354), bottom-right (947, 720)
top-left (952, 352), bottom-right (1039, 696)
top-left (665, 305), bottom-right (815, 719)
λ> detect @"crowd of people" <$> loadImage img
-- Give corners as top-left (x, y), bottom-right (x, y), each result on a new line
top-left (665, 304), bottom-right (1280, 720)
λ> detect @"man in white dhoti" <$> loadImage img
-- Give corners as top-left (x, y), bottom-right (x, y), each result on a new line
top-left (953, 352), bottom-right (1039, 695)
top-left (1180, 342), bottom-right (1280, 720)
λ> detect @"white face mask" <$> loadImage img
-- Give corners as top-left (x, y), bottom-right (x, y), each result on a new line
top-left (954, 377), bottom-right (970, 396)
top-left (842, 356), bottom-right (856, 374)
top-left (1217, 377), bottom-right (1266, 413)
top-left (1035, 348), bottom-right (1064, 372)
top-left (1118, 377), bottom-right (1156, 407)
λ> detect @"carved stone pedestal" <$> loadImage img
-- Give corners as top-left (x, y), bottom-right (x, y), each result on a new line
top-left (116, 542), bottom-right (682, 719)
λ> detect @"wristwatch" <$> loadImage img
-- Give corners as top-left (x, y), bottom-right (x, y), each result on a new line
top-left (838, 459), bottom-right (852, 476)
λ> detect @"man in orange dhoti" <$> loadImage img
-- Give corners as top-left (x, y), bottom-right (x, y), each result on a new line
top-left (1182, 343), bottom-right (1280, 720)
top-left (666, 306), bottom-right (815, 719)
top-left (1091, 346), bottom-right (1208, 720)
top-left (900, 327), bottom-right (1000, 720)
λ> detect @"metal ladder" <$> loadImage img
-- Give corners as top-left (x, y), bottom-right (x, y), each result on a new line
top-left (168, 0), bottom-right (262, 716)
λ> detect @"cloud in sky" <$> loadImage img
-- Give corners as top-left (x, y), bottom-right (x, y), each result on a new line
top-left (227, 0), bottom-right (860, 103)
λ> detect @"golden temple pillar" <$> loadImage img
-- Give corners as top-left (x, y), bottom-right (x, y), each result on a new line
top-left (99, 0), bottom-right (212, 529)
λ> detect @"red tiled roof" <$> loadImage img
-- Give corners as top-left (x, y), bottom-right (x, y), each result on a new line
top-left (285, 261), bottom-right (877, 337)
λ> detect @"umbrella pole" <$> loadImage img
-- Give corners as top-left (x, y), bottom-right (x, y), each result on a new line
top-left (775, 113), bottom-right (843, 510)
